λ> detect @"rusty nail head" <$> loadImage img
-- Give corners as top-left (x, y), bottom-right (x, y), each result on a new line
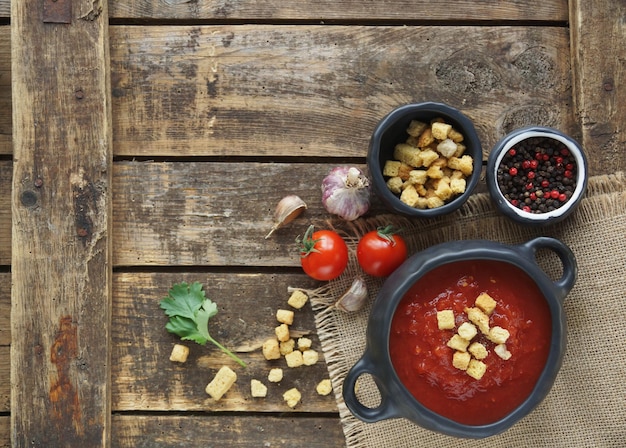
top-left (34, 178), bottom-right (43, 188)
top-left (75, 89), bottom-right (84, 100)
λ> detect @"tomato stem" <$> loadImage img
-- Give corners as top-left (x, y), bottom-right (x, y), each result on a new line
top-left (297, 224), bottom-right (321, 257)
top-left (377, 225), bottom-right (399, 245)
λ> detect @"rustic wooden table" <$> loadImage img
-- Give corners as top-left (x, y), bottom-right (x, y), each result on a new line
top-left (0, 1), bottom-right (624, 446)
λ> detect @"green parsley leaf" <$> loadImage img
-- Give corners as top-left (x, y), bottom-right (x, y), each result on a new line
top-left (159, 282), bottom-right (246, 367)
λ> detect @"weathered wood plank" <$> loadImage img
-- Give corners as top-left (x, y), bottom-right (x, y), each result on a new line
top-left (569, 0), bottom-right (626, 175)
top-left (111, 414), bottom-right (345, 447)
top-left (0, 416), bottom-right (8, 448)
top-left (0, 161), bottom-right (9, 265)
top-left (10, 0), bottom-right (113, 446)
top-left (0, 346), bottom-right (8, 413)
top-left (109, 0), bottom-right (567, 22)
top-left (0, 273), bottom-right (8, 415)
top-left (113, 161), bottom-right (382, 267)
top-left (0, 272), bottom-right (8, 346)
top-left (112, 272), bottom-right (337, 412)
top-left (0, 27), bottom-right (9, 155)
top-left (110, 25), bottom-right (574, 158)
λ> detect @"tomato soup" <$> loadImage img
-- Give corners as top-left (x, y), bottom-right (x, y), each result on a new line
top-left (389, 260), bottom-right (551, 426)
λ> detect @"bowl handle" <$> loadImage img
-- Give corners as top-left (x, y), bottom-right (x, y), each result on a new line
top-left (342, 354), bottom-right (400, 422)
top-left (518, 237), bottom-right (577, 302)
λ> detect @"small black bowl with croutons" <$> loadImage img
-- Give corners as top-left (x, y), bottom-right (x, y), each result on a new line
top-left (367, 102), bottom-right (483, 218)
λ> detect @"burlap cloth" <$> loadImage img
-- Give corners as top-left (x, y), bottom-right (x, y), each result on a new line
top-left (309, 172), bottom-right (626, 448)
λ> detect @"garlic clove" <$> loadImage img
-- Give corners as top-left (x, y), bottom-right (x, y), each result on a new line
top-left (265, 195), bottom-right (307, 239)
top-left (335, 277), bottom-right (369, 312)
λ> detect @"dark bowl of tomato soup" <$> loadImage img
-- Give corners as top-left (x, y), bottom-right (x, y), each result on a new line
top-left (343, 237), bottom-right (576, 438)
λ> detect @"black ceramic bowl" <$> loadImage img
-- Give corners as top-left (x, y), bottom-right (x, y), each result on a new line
top-left (486, 126), bottom-right (588, 226)
top-left (343, 237), bottom-right (576, 439)
top-left (367, 102), bottom-right (483, 217)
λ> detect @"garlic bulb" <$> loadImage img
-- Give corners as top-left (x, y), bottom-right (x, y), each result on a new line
top-left (265, 195), bottom-right (307, 239)
top-left (321, 166), bottom-right (371, 221)
top-left (335, 277), bottom-right (369, 312)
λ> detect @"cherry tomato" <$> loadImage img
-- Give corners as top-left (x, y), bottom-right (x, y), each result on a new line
top-left (357, 226), bottom-right (408, 277)
top-left (298, 225), bottom-right (348, 281)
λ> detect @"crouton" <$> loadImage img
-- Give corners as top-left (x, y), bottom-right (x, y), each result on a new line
top-left (406, 119), bottom-right (428, 137)
top-left (169, 344), bottom-right (190, 363)
top-left (457, 322), bottom-right (478, 340)
top-left (417, 127), bottom-right (435, 148)
top-left (283, 388), bottom-right (301, 408)
top-left (452, 351), bottom-right (471, 370)
top-left (447, 334), bottom-right (470, 352)
top-left (494, 344), bottom-right (512, 360)
top-left (268, 368), bottom-right (283, 383)
top-left (466, 359), bottom-right (487, 380)
top-left (386, 176), bottom-right (404, 194)
top-left (302, 349), bottom-right (319, 366)
top-left (276, 309), bottom-right (295, 325)
top-left (408, 169), bottom-right (428, 185)
top-left (426, 164), bottom-right (444, 180)
top-left (465, 306), bottom-right (490, 334)
top-left (397, 162), bottom-right (414, 180)
top-left (279, 338), bottom-right (295, 355)
top-left (262, 338), bottom-right (281, 360)
top-left (418, 148), bottom-right (440, 167)
top-left (450, 177), bottom-right (467, 194)
top-left (400, 184), bottom-right (421, 207)
top-left (448, 155), bottom-right (474, 176)
top-left (285, 350), bottom-right (304, 368)
top-left (426, 195), bottom-right (445, 209)
top-left (275, 323), bottom-right (290, 342)
top-left (434, 178), bottom-right (453, 201)
top-left (448, 128), bottom-right (464, 143)
top-left (488, 326), bottom-right (510, 344)
top-left (206, 366), bottom-right (237, 400)
top-left (468, 342), bottom-right (488, 360)
top-left (475, 292), bottom-right (497, 315)
top-left (436, 138), bottom-right (457, 158)
top-left (394, 143), bottom-right (423, 167)
top-left (431, 121), bottom-right (453, 141)
top-left (316, 379), bottom-right (333, 396)
top-left (250, 379), bottom-right (268, 398)
top-left (383, 160), bottom-right (402, 177)
top-left (437, 310), bottom-right (455, 330)
top-left (297, 337), bottom-right (313, 351)
top-left (287, 290), bottom-right (308, 309)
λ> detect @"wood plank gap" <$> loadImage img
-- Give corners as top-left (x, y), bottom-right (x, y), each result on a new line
top-left (112, 265), bottom-right (305, 275)
top-left (113, 155), bottom-right (367, 164)
top-left (109, 18), bottom-right (568, 27)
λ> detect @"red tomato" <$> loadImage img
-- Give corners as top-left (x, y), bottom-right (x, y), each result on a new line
top-left (298, 225), bottom-right (348, 281)
top-left (357, 226), bottom-right (408, 277)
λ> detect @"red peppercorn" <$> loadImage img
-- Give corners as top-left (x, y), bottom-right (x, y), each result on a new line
top-left (530, 160), bottom-right (539, 169)
top-left (555, 156), bottom-right (564, 164)
top-left (558, 193), bottom-right (567, 202)
top-left (527, 171), bottom-right (536, 179)
top-left (530, 192), bottom-right (537, 200)
top-left (526, 182), bottom-right (534, 190)
top-left (550, 190), bottom-right (560, 199)
top-left (511, 199), bottom-right (519, 206)
top-left (535, 152), bottom-right (543, 160)
top-left (542, 154), bottom-right (550, 161)
top-left (560, 148), bottom-right (570, 156)
top-left (564, 170), bottom-right (573, 178)
top-left (508, 148), bottom-right (517, 156)
top-left (566, 163), bottom-right (574, 170)
top-left (509, 167), bottom-right (518, 176)
top-left (541, 180), bottom-right (550, 188)
top-left (522, 160), bottom-right (531, 170)
top-left (522, 205), bottom-right (531, 212)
